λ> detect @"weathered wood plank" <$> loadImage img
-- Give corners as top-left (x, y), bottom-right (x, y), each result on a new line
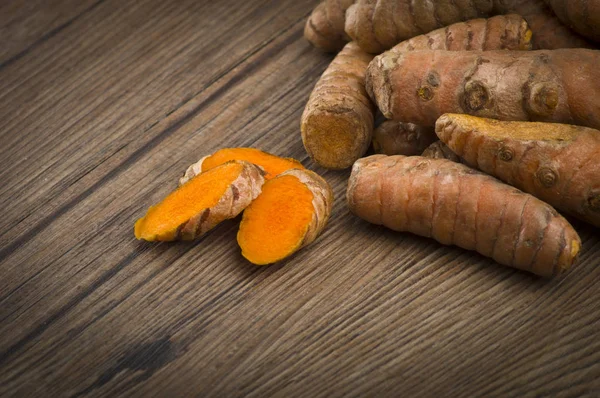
top-left (1, 0), bottom-right (599, 397)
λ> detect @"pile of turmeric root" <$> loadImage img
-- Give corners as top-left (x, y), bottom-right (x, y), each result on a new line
top-left (301, 0), bottom-right (600, 277)
top-left (135, 1), bottom-right (599, 277)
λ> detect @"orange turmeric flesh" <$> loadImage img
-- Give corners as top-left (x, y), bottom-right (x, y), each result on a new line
top-left (200, 148), bottom-right (304, 180)
top-left (135, 161), bottom-right (265, 241)
top-left (238, 175), bottom-right (315, 265)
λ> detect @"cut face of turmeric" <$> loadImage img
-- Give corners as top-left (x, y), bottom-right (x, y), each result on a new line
top-left (436, 114), bottom-right (600, 227)
top-left (347, 155), bottom-right (581, 277)
top-left (135, 160), bottom-right (264, 241)
top-left (180, 147), bottom-right (304, 185)
top-left (238, 169), bottom-right (333, 265)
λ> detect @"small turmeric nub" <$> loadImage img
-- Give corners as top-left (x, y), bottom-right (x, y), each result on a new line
top-left (238, 169), bottom-right (333, 265)
top-left (135, 161), bottom-right (264, 241)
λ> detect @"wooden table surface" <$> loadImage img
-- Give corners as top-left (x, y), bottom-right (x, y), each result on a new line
top-left (1, 1), bottom-right (599, 396)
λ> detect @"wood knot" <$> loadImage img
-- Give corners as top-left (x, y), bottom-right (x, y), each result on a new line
top-left (588, 191), bottom-right (600, 212)
top-left (537, 167), bottom-right (558, 188)
top-left (463, 81), bottom-right (490, 112)
top-left (497, 147), bottom-right (514, 162)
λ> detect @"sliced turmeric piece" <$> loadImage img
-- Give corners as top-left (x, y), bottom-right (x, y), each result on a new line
top-left (347, 155), bottom-right (581, 277)
top-left (238, 169), bottom-right (333, 265)
top-left (135, 161), bottom-right (264, 241)
top-left (180, 147), bottom-right (304, 185)
top-left (436, 114), bottom-right (600, 227)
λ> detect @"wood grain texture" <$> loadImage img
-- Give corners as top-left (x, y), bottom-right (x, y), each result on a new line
top-left (1, 1), bottom-right (599, 397)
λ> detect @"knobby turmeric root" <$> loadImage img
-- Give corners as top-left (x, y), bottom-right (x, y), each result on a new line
top-left (373, 121), bottom-right (436, 156)
top-left (135, 161), bottom-right (265, 241)
top-left (345, 0), bottom-right (495, 54)
top-left (347, 155), bottom-right (581, 277)
top-left (543, 0), bottom-right (600, 44)
top-left (421, 141), bottom-right (462, 163)
top-left (367, 49), bottom-right (600, 129)
top-left (301, 42), bottom-right (375, 170)
top-left (304, 0), bottom-right (355, 52)
top-left (436, 114), bottom-right (600, 228)
top-left (180, 147), bottom-right (304, 184)
top-left (238, 169), bottom-right (333, 265)
top-left (495, 0), bottom-right (594, 48)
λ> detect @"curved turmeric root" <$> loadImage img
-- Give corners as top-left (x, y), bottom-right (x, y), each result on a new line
top-left (238, 169), bottom-right (333, 265)
top-left (373, 121), bottom-right (436, 156)
top-left (180, 147), bottom-right (304, 184)
top-left (301, 42), bottom-right (375, 170)
top-left (135, 161), bottom-right (265, 241)
top-left (304, 0), bottom-right (354, 52)
top-left (543, 0), bottom-right (600, 44)
top-left (421, 141), bottom-right (461, 163)
top-left (436, 114), bottom-right (600, 227)
top-left (367, 49), bottom-right (600, 129)
top-left (347, 155), bottom-right (581, 277)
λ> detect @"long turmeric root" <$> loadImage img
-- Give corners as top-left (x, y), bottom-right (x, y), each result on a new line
top-left (345, 0), bottom-right (495, 54)
top-left (367, 49), bottom-right (600, 129)
top-left (373, 121), bottom-right (436, 156)
top-left (304, 0), bottom-right (355, 52)
top-left (135, 161), bottom-right (264, 241)
top-left (543, 0), bottom-right (600, 44)
top-left (238, 169), bottom-right (333, 265)
top-left (347, 155), bottom-right (581, 277)
top-left (180, 147), bottom-right (304, 184)
top-left (301, 42), bottom-right (375, 170)
top-left (436, 114), bottom-right (600, 227)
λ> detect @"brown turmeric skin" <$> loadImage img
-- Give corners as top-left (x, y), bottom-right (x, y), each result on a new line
top-left (436, 114), bottom-right (600, 227)
top-left (367, 49), bottom-right (600, 129)
top-left (301, 42), bottom-right (375, 170)
top-left (238, 169), bottom-right (333, 265)
top-left (180, 147), bottom-right (304, 185)
top-left (543, 0), bottom-right (600, 44)
top-left (421, 141), bottom-right (461, 163)
top-left (345, 0), bottom-right (495, 53)
top-left (135, 161), bottom-right (265, 241)
top-left (347, 155), bottom-right (581, 277)
top-left (373, 121), bottom-right (436, 156)
top-left (304, 0), bottom-right (355, 52)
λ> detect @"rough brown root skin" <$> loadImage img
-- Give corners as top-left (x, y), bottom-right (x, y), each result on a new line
top-left (372, 121), bottom-right (436, 156)
top-left (367, 49), bottom-right (600, 129)
top-left (543, 0), bottom-right (600, 44)
top-left (347, 155), bottom-right (581, 277)
top-left (345, 0), bottom-right (495, 54)
top-left (301, 42), bottom-right (375, 170)
top-left (238, 169), bottom-right (333, 265)
top-left (388, 14), bottom-right (532, 54)
top-left (135, 161), bottom-right (265, 242)
top-left (436, 114), bottom-right (600, 227)
top-left (421, 141), bottom-right (462, 163)
top-left (304, 0), bottom-right (354, 52)
top-left (179, 147), bottom-right (304, 185)
top-left (493, 0), bottom-right (594, 49)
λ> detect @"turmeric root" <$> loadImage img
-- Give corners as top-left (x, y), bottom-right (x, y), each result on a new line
top-left (301, 42), bottom-right (375, 169)
top-left (388, 14), bottom-right (532, 54)
top-left (367, 49), bottom-right (600, 129)
top-left (495, 0), bottom-right (594, 49)
top-left (180, 147), bottom-right (304, 184)
top-left (421, 141), bottom-right (461, 163)
top-left (304, 0), bottom-right (355, 52)
top-left (436, 114), bottom-right (600, 227)
top-left (373, 121), bottom-right (436, 156)
top-left (238, 169), bottom-right (333, 265)
top-left (543, 1), bottom-right (600, 44)
top-left (347, 155), bottom-right (581, 277)
top-left (135, 161), bottom-right (264, 241)
top-left (345, 0), bottom-right (495, 53)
